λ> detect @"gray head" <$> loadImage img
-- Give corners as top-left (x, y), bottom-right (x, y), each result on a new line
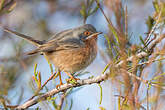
top-left (78, 24), bottom-right (97, 33)
top-left (74, 24), bottom-right (102, 41)
top-left (48, 24), bottom-right (102, 43)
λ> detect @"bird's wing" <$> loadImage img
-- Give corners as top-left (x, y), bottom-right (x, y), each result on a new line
top-left (57, 38), bottom-right (85, 49)
top-left (45, 38), bottom-right (85, 51)
top-left (47, 29), bottom-right (73, 42)
top-left (27, 38), bottom-right (85, 55)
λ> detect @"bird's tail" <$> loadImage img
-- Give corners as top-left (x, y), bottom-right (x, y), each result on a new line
top-left (2, 27), bottom-right (43, 46)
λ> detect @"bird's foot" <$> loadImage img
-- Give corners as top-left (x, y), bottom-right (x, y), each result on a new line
top-left (56, 82), bottom-right (64, 89)
top-left (66, 77), bottom-right (80, 84)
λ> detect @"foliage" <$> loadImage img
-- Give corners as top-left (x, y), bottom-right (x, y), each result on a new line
top-left (80, 0), bottom-right (99, 23)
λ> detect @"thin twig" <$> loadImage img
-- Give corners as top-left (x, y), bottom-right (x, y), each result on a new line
top-left (58, 91), bottom-right (67, 110)
top-left (137, 57), bottom-right (165, 66)
top-left (121, 69), bottom-right (148, 84)
top-left (29, 72), bottom-right (58, 101)
top-left (94, 0), bottom-right (118, 35)
top-left (121, 69), bottom-right (165, 90)
top-left (94, 0), bottom-right (112, 26)
top-left (145, 9), bottom-right (162, 48)
top-left (40, 72), bottom-right (58, 91)
top-left (1, 0), bottom-right (15, 10)
top-left (124, 6), bottom-right (128, 37)
top-left (116, 34), bottom-right (165, 67)
top-left (147, 85), bottom-right (149, 110)
top-left (114, 95), bottom-right (146, 110)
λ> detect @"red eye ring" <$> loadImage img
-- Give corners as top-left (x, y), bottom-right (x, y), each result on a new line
top-left (84, 31), bottom-right (91, 36)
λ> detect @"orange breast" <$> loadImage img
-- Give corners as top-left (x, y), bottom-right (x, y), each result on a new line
top-left (45, 39), bottom-right (97, 73)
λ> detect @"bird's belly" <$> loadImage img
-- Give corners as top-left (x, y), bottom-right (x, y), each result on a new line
top-left (44, 46), bottom-right (97, 73)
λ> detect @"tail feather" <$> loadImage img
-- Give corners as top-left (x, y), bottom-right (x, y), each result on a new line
top-left (3, 27), bottom-right (43, 46)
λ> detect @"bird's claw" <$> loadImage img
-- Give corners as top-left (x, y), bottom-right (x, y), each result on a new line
top-left (66, 77), bottom-right (80, 84)
top-left (56, 82), bottom-right (64, 89)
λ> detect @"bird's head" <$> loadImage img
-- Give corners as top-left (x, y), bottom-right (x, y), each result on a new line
top-left (73, 24), bottom-right (102, 41)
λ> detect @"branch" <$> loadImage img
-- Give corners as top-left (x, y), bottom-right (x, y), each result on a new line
top-left (1, 0), bottom-right (15, 10)
top-left (58, 91), bottom-right (66, 110)
top-left (145, 8), bottom-right (162, 47)
top-left (121, 69), bottom-right (165, 90)
top-left (14, 73), bottom-right (109, 109)
top-left (29, 72), bottom-right (58, 101)
top-left (116, 34), bottom-right (165, 67)
top-left (114, 95), bottom-right (146, 110)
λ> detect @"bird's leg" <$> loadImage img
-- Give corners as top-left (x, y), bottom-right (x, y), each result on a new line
top-left (59, 71), bottom-right (63, 85)
top-left (56, 70), bottom-right (64, 89)
top-left (65, 72), bottom-right (80, 82)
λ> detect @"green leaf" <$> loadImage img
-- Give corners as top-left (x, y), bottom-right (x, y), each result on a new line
top-left (147, 81), bottom-right (152, 90)
top-left (146, 16), bottom-right (155, 31)
top-left (69, 99), bottom-right (73, 110)
top-left (0, 0), bottom-right (5, 10)
top-left (153, 0), bottom-right (159, 13)
top-left (38, 72), bottom-right (41, 89)
top-left (99, 106), bottom-right (106, 110)
top-left (88, 8), bottom-right (93, 16)
top-left (139, 36), bottom-right (146, 47)
top-left (152, 72), bottom-right (165, 80)
top-left (108, 24), bottom-right (119, 44)
top-left (47, 96), bottom-right (57, 101)
top-left (80, 0), bottom-right (99, 23)
top-left (64, 98), bottom-right (68, 110)
top-left (7, 1), bottom-right (16, 12)
top-left (49, 64), bottom-right (53, 74)
top-left (35, 107), bottom-right (40, 110)
top-left (80, 8), bottom-right (86, 17)
top-left (51, 100), bottom-right (58, 109)
top-left (102, 63), bottom-right (110, 74)
top-left (34, 63), bottom-right (38, 77)
top-left (90, 5), bottom-right (99, 15)
top-left (98, 83), bottom-right (103, 105)
top-left (88, 0), bottom-right (95, 7)
top-left (104, 34), bottom-right (114, 58)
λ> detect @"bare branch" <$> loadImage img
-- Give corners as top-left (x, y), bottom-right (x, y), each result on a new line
top-left (14, 73), bottom-right (109, 109)
top-left (116, 34), bottom-right (165, 67)
top-left (29, 72), bottom-right (58, 101)
top-left (145, 9), bottom-right (162, 46)
top-left (58, 91), bottom-right (66, 110)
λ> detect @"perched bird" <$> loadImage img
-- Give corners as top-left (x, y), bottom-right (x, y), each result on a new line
top-left (2, 24), bottom-right (102, 85)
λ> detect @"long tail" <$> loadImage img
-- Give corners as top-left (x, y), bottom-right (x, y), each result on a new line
top-left (2, 27), bottom-right (43, 46)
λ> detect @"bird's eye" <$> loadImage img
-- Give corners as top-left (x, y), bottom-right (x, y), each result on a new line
top-left (84, 31), bottom-right (91, 36)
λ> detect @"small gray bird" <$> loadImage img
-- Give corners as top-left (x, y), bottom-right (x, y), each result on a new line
top-left (3, 24), bottom-right (102, 85)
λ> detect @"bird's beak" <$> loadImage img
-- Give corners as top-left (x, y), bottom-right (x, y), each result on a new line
top-left (86, 32), bottom-right (102, 40)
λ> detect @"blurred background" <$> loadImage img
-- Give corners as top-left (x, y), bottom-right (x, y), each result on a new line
top-left (0, 0), bottom-right (165, 110)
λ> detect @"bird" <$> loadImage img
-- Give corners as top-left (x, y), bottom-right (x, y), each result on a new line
top-left (2, 24), bottom-right (102, 86)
